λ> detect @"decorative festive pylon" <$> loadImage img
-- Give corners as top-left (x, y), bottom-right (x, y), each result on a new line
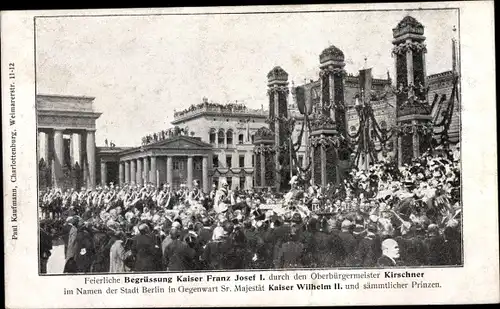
top-left (308, 44), bottom-right (348, 187)
top-left (392, 16), bottom-right (433, 166)
top-left (266, 66), bottom-right (291, 192)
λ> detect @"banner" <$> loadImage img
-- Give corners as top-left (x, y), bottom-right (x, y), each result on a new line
top-left (359, 68), bottom-right (373, 103)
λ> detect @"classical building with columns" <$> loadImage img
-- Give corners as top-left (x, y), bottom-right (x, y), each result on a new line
top-left (105, 136), bottom-right (212, 192)
top-left (37, 94), bottom-right (101, 190)
top-left (169, 99), bottom-right (269, 191)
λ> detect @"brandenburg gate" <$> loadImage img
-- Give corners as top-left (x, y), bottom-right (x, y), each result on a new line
top-left (37, 94), bottom-right (101, 189)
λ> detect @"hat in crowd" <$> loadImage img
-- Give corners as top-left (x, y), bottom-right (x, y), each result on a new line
top-left (291, 212), bottom-right (302, 224)
top-left (353, 224), bottom-right (365, 234)
top-left (341, 219), bottom-right (353, 230)
top-left (427, 223), bottom-right (439, 235)
top-left (220, 221), bottom-right (232, 234)
top-left (252, 209), bottom-right (265, 221)
top-left (138, 223), bottom-right (150, 232)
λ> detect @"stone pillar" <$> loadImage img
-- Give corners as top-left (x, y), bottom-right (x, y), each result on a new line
top-left (319, 75), bottom-right (323, 114)
top-left (246, 175), bottom-right (253, 190)
top-left (101, 160), bottom-right (107, 186)
top-left (53, 129), bottom-right (64, 188)
top-left (125, 161), bottom-right (130, 184)
top-left (311, 147), bottom-right (315, 185)
top-left (39, 131), bottom-right (50, 163)
top-left (144, 157), bottom-right (150, 184)
top-left (187, 156), bottom-right (193, 190)
top-left (202, 156), bottom-right (209, 193)
top-left (406, 39), bottom-right (414, 90)
top-left (119, 162), bottom-right (124, 185)
top-left (151, 156), bottom-right (158, 187)
top-left (260, 145), bottom-right (265, 187)
top-left (70, 134), bottom-right (74, 166)
top-left (412, 121), bottom-right (420, 158)
top-left (166, 156), bottom-right (173, 185)
top-left (397, 136), bottom-right (403, 168)
top-left (86, 130), bottom-right (96, 189)
top-left (329, 72), bottom-right (336, 119)
top-left (71, 133), bottom-right (81, 166)
top-left (422, 52), bottom-right (427, 84)
top-left (274, 88), bottom-right (281, 191)
top-left (130, 160), bottom-right (136, 184)
top-left (137, 158), bottom-right (143, 186)
top-left (321, 147), bottom-right (327, 187)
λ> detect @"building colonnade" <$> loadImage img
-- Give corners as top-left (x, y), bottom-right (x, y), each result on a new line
top-left (38, 128), bottom-right (96, 189)
top-left (104, 155), bottom-right (210, 193)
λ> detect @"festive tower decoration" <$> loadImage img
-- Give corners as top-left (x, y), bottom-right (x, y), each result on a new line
top-left (253, 127), bottom-right (276, 190)
top-left (266, 66), bottom-right (291, 192)
top-left (392, 16), bottom-right (433, 166)
top-left (309, 45), bottom-right (347, 187)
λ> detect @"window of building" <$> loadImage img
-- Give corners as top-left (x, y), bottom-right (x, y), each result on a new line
top-left (212, 156), bottom-right (219, 168)
top-left (226, 129), bottom-right (233, 145)
top-left (298, 155), bottom-right (303, 167)
top-left (173, 160), bottom-right (180, 170)
top-left (218, 129), bottom-right (225, 145)
top-left (209, 128), bottom-right (216, 144)
top-left (239, 155), bottom-right (245, 168)
top-left (227, 177), bottom-right (232, 188)
top-left (226, 155), bottom-right (232, 168)
top-left (251, 134), bottom-right (255, 143)
top-left (252, 155), bottom-right (255, 167)
top-left (240, 177), bottom-right (246, 189)
top-left (238, 133), bottom-right (244, 144)
top-left (350, 125), bottom-right (357, 133)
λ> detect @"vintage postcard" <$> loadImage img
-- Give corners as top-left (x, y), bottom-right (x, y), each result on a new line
top-left (2, 2), bottom-right (498, 308)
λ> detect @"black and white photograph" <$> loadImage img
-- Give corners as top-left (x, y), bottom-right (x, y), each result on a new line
top-left (35, 8), bottom-right (463, 275)
top-left (3, 2), bottom-right (498, 308)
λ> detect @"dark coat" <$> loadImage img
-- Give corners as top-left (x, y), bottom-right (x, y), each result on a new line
top-left (131, 234), bottom-right (160, 271)
top-left (310, 231), bottom-right (346, 267)
top-left (198, 227), bottom-right (214, 247)
top-left (164, 239), bottom-right (196, 271)
top-left (424, 235), bottom-right (447, 266)
top-left (270, 224), bottom-right (291, 266)
top-left (276, 240), bottom-right (306, 268)
top-left (395, 234), bottom-right (427, 266)
top-left (338, 231), bottom-right (358, 266)
top-left (91, 232), bottom-right (113, 273)
top-left (40, 228), bottom-right (53, 260)
top-left (355, 234), bottom-right (381, 267)
top-left (377, 254), bottom-right (397, 267)
top-left (73, 228), bottom-right (95, 273)
top-left (201, 238), bottom-right (229, 270)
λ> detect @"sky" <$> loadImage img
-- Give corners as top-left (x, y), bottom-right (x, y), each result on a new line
top-left (35, 8), bottom-right (458, 147)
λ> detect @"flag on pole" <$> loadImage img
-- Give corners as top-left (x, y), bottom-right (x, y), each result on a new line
top-left (295, 86), bottom-right (313, 115)
top-left (359, 68), bottom-right (373, 103)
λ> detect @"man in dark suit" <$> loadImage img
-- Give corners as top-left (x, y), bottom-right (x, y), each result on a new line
top-left (354, 223), bottom-right (381, 267)
top-left (337, 220), bottom-right (358, 267)
top-left (309, 217), bottom-right (345, 268)
top-left (423, 224), bottom-right (446, 265)
top-left (164, 230), bottom-right (196, 271)
top-left (39, 220), bottom-right (53, 274)
top-left (275, 225), bottom-right (306, 268)
top-left (377, 238), bottom-right (400, 267)
top-left (131, 223), bottom-right (160, 271)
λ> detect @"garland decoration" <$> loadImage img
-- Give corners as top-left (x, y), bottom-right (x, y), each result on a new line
top-left (392, 41), bottom-right (427, 55)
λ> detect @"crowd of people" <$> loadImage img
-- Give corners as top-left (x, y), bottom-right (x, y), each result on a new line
top-left (39, 149), bottom-right (461, 274)
top-left (141, 126), bottom-right (193, 146)
top-left (174, 101), bottom-right (249, 118)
